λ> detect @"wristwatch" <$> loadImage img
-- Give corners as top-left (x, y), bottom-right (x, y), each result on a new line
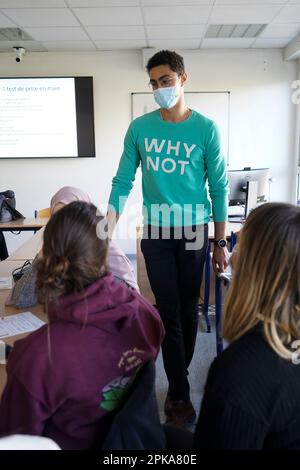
top-left (214, 238), bottom-right (227, 248)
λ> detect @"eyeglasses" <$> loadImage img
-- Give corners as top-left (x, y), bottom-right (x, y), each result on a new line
top-left (148, 74), bottom-right (180, 91)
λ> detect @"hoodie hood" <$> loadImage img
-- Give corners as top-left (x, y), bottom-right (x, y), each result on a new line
top-left (48, 273), bottom-right (141, 334)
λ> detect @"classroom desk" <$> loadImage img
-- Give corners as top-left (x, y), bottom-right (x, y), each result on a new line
top-left (7, 228), bottom-right (44, 261)
top-left (0, 259), bottom-right (46, 396)
top-left (0, 217), bottom-right (48, 261)
top-left (0, 217), bottom-right (48, 233)
top-left (0, 246), bottom-right (43, 397)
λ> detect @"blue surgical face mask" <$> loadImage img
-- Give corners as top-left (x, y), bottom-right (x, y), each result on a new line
top-left (153, 85), bottom-right (180, 109)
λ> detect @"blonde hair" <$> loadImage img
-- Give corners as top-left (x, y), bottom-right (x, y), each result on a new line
top-left (223, 202), bottom-right (300, 360)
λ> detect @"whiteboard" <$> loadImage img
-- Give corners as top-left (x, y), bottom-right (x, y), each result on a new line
top-left (131, 91), bottom-right (230, 164)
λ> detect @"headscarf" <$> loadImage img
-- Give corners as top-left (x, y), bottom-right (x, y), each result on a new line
top-left (50, 186), bottom-right (91, 213)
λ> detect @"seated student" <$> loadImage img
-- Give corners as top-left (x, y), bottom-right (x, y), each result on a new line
top-left (0, 201), bottom-right (164, 450)
top-left (8, 186), bottom-right (138, 308)
top-left (194, 202), bottom-right (300, 450)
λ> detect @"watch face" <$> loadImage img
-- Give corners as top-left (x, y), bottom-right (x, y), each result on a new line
top-left (218, 239), bottom-right (227, 248)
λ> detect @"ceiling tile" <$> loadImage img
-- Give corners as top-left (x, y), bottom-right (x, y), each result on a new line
top-left (41, 40), bottom-right (96, 50)
top-left (68, 0), bottom-right (139, 6)
top-left (0, 0), bottom-right (65, 6)
top-left (73, 7), bottom-right (143, 26)
top-left (210, 5), bottom-right (284, 24)
top-left (149, 38), bottom-right (200, 48)
top-left (0, 27), bottom-right (33, 40)
top-left (260, 22), bottom-right (300, 37)
top-left (2, 8), bottom-right (80, 27)
top-left (147, 24), bottom-right (206, 39)
top-left (144, 0), bottom-right (214, 4)
top-left (0, 40), bottom-right (47, 51)
top-left (0, 1), bottom-right (293, 53)
top-left (216, 0), bottom-right (287, 4)
top-left (86, 25), bottom-right (145, 40)
top-left (273, 5), bottom-right (300, 22)
top-left (201, 37), bottom-right (254, 48)
top-left (95, 39), bottom-right (146, 49)
top-left (0, 12), bottom-right (15, 27)
top-left (144, 6), bottom-right (211, 25)
top-left (24, 26), bottom-right (90, 41)
top-left (252, 37), bottom-right (292, 47)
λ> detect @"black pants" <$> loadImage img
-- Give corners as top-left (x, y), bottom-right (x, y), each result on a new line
top-left (141, 225), bottom-right (208, 402)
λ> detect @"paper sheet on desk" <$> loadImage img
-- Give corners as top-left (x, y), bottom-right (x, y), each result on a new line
top-left (0, 277), bottom-right (13, 289)
top-left (0, 312), bottom-right (45, 339)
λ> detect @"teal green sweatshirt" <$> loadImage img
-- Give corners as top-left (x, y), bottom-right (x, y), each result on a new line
top-left (109, 109), bottom-right (229, 227)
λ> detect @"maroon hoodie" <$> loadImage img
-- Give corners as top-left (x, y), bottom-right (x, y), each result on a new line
top-left (0, 273), bottom-right (164, 449)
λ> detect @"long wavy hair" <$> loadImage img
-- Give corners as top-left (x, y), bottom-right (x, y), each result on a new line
top-left (36, 201), bottom-right (108, 305)
top-left (223, 202), bottom-right (300, 360)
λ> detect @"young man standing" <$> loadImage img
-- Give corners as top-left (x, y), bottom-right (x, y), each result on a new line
top-left (108, 50), bottom-right (229, 428)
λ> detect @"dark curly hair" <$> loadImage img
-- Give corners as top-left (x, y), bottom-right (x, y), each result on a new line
top-left (146, 50), bottom-right (185, 75)
top-left (36, 201), bottom-right (108, 305)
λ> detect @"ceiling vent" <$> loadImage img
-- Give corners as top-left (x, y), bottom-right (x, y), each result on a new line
top-left (0, 28), bottom-right (32, 41)
top-left (206, 24), bottom-right (266, 39)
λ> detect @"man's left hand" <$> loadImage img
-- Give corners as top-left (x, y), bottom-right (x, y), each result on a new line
top-left (212, 246), bottom-right (229, 274)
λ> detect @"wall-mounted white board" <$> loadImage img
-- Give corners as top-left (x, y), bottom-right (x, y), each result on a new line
top-left (131, 91), bottom-right (230, 164)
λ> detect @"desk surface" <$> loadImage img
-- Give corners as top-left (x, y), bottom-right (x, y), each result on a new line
top-left (0, 296), bottom-right (46, 396)
top-left (0, 259), bottom-right (46, 396)
top-left (0, 217), bottom-right (49, 231)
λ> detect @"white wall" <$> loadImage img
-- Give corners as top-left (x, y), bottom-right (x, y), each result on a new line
top-left (0, 48), bottom-right (297, 254)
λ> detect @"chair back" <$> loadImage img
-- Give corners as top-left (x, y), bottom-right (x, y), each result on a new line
top-left (101, 360), bottom-right (165, 450)
top-left (36, 208), bottom-right (50, 218)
